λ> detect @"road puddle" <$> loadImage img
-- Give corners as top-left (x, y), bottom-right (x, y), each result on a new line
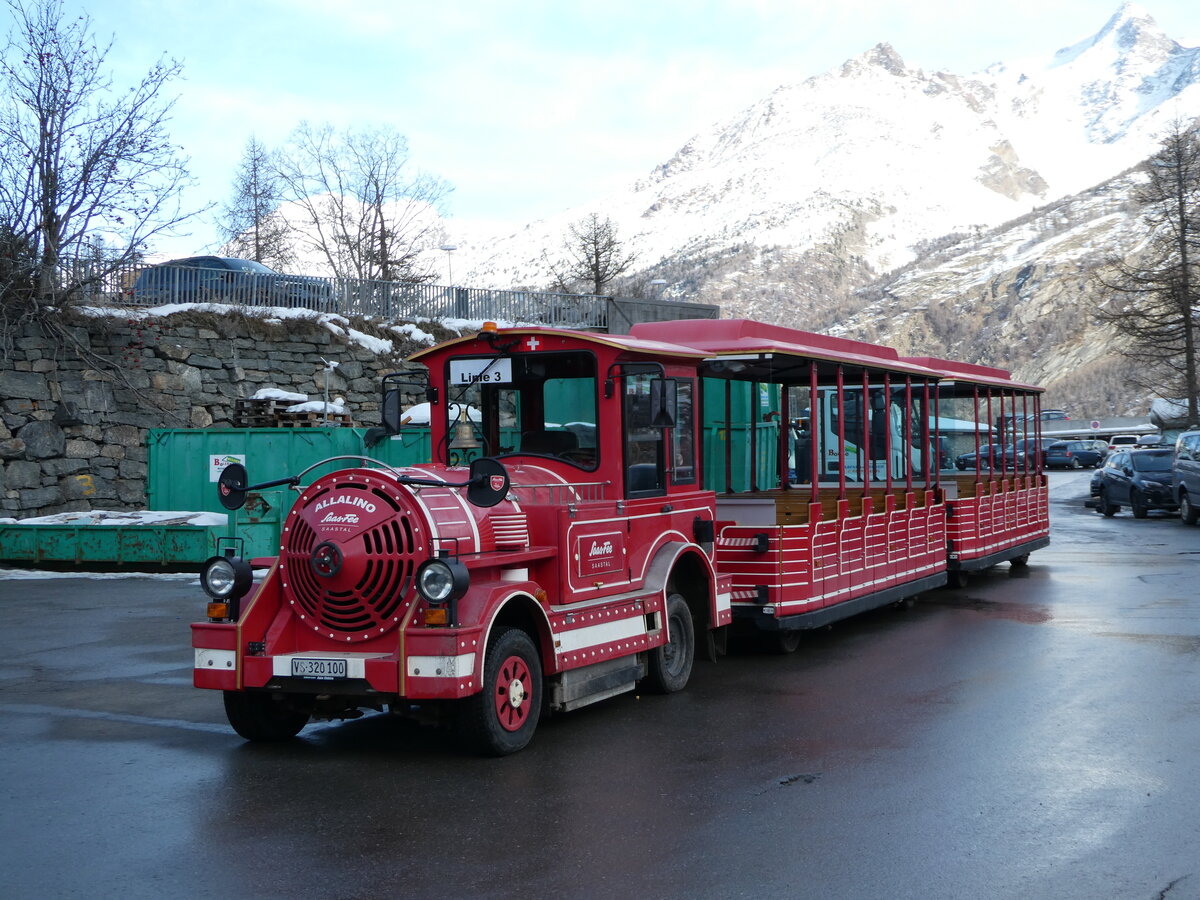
top-left (924, 594), bottom-right (1053, 624)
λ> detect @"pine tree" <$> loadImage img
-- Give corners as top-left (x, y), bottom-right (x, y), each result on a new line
top-left (217, 137), bottom-right (293, 269)
top-left (1094, 119), bottom-right (1200, 425)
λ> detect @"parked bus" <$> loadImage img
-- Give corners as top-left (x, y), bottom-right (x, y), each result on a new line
top-left (192, 319), bottom-right (1048, 753)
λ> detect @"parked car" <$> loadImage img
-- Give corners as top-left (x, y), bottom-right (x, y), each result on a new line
top-left (131, 256), bottom-right (332, 309)
top-left (1092, 448), bottom-right (1178, 518)
top-left (1003, 437), bottom-right (1048, 469)
top-left (1107, 433), bottom-right (1141, 452)
top-left (955, 443), bottom-right (1006, 470)
top-left (1045, 439), bottom-right (1108, 469)
top-left (1173, 429), bottom-right (1200, 525)
top-left (1038, 409), bottom-right (1070, 422)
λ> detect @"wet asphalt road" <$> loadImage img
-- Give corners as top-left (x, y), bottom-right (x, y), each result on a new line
top-left (2, 470), bottom-right (1199, 900)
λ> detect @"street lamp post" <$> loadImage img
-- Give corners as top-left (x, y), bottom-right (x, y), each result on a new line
top-left (439, 244), bottom-right (461, 316)
top-left (439, 244), bottom-right (457, 288)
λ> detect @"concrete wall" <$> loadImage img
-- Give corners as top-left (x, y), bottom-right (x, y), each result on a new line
top-left (0, 310), bottom-right (432, 517)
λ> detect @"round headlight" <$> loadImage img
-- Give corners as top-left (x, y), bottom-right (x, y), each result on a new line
top-left (201, 554), bottom-right (252, 601)
top-left (417, 557), bottom-right (469, 605)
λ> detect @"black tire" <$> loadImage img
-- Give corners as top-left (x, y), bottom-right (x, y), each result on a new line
top-left (773, 630), bottom-right (802, 654)
top-left (1070, 458), bottom-right (1081, 469)
top-left (947, 569), bottom-right (970, 589)
top-left (645, 592), bottom-right (695, 693)
top-left (223, 691), bottom-right (311, 742)
top-left (1181, 492), bottom-right (1199, 526)
top-left (1131, 490), bottom-right (1148, 519)
top-left (462, 627), bottom-right (542, 756)
top-left (1099, 488), bottom-right (1119, 517)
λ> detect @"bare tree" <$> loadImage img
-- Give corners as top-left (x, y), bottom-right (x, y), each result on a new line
top-left (1094, 119), bottom-right (1200, 424)
top-left (217, 136), bottom-right (293, 270)
top-left (0, 0), bottom-right (197, 316)
top-left (274, 122), bottom-right (450, 282)
top-left (547, 213), bottom-right (637, 295)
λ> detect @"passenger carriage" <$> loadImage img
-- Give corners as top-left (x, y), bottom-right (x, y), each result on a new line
top-left (904, 357), bottom-right (1050, 588)
top-left (631, 319), bottom-right (949, 651)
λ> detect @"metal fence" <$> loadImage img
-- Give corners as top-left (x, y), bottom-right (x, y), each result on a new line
top-left (64, 259), bottom-right (718, 334)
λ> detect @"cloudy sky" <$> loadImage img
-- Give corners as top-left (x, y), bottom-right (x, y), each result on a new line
top-left (33, 0), bottom-right (1200, 258)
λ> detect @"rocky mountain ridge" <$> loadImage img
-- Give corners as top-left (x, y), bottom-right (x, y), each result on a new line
top-left (450, 3), bottom-right (1199, 414)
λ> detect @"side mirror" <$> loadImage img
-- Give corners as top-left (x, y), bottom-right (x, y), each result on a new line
top-left (217, 463), bottom-right (248, 511)
top-left (649, 377), bottom-right (677, 429)
top-left (381, 388), bottom-right (403, 434)
top-left (466, 457), bottom-right (510, 508)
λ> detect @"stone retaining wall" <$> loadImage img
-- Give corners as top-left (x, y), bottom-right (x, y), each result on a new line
top-left (0, 309), bottom-right (439, 517)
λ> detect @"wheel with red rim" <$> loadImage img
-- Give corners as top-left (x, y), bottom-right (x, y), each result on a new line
top-left (463, 627), bottom-right (542, 756)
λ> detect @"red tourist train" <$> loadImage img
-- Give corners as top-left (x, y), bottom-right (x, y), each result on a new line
top-left (192, 319), bottom-right (1049, 753)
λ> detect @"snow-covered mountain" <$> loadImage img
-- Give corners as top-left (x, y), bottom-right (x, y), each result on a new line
top-left (452, 1), bottom-right (1199, 339)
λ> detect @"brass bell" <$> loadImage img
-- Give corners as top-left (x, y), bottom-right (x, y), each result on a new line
top-left (448, 405), bottom-right (479, 449)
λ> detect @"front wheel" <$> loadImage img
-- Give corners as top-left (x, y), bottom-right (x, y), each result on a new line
top-left (1131, 490), bottom-right (1149, 519)
top-left (463, 627), bottom-right (542, 756)
top-left (1099, 488), bottom-right (1119, 517)
top-left (645, 593), bottom-right (695, 693)
top-left (1181, 492), bottom-right (1199, 526)
top-left (223, 691), bottom-right (311, 742)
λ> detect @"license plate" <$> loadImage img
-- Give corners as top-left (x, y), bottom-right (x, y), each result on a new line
top-left (290, 657), bottom-right (348, 680)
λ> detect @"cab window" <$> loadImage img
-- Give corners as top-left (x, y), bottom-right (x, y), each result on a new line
top-left (442, 351), bottom-right (598, 468)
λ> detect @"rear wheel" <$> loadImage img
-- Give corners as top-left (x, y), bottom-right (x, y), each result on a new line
top-left (463, 627), bottom-right (542, 756)
top-left (1181, 492), bottom-right (1198, 526)
top-left (646, 593), bottom-right (695, 693)
top-left (1010, 554), bottom-right (1030, 569)
top-left (773, 630), bottom-right (802, 654)
top-left (947, 569), bottom-right (970, 589)
top-left (223, 691), bottom-right (311, 742)
top-left (1070, 458), bottom-right (1081, 469)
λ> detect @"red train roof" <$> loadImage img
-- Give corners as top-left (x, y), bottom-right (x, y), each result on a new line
top-left (630, 319), bottom-right (940, 377)
top-left (902, 356), bottom-right (1043, 393)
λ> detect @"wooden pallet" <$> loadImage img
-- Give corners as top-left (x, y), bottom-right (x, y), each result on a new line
top-left (274, 410), bottom-right (354, 428)
top-left (233, 398), bottom-right (283, 428)
top-left (233, 398), bottom-right (352, 428)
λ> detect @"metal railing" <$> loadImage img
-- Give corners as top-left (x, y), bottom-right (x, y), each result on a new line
top-left (60, 259), bottom-right (718, 333)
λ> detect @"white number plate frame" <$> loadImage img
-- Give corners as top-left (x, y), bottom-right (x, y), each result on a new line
top-left (290, 657), bottom-right (348, 680)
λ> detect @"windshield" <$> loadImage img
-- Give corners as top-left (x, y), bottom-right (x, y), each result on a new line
top-left (1131, 451), bottom-right (1173, 473)
top-left (439, 350), bottom-right (598, 468)
top-left (221, 258), bottom-right (276, 274)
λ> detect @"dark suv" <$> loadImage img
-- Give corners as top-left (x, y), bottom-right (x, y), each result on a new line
top-left (1091, 448), bottom-right (1177, 518)
top-left (131, 256), bottom-right (332, 309)
top-left (1045, 439), bottom-right (1108, 469)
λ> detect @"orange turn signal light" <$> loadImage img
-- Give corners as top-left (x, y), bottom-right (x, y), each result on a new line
top-left (207, 601), bottom-right (230, 620)
top-left (423, 608), bottom-right (449, 626)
